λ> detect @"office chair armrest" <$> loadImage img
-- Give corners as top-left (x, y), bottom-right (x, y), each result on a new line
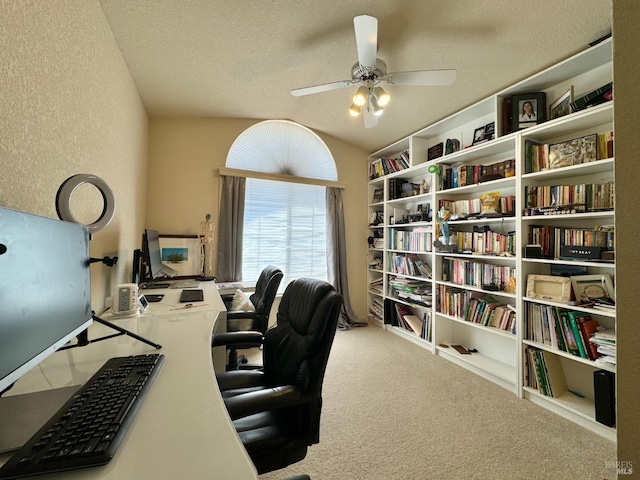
top-left (211, 331), bottom-right (264, 349)
top-left (224, 385), bottom-right (304, 420)
top-left (216, 369), bottom-right (266, 391)
top-left (226, 310), bottom-right (262, 321)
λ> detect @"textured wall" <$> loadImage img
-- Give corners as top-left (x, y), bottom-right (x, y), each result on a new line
top-left (0, 1), bottom-right (148, 309)
top-left (613, 0), bottom-right (640, 472)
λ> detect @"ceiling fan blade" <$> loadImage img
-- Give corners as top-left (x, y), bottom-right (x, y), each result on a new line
top-left (385, 69), bottom-right (457, 86)
top-left (353, 15), bottom-right (378, 68)
top-left (290, 80), bottom-right (353, 97)
top-left (363, 108), bottom-right (379, 128)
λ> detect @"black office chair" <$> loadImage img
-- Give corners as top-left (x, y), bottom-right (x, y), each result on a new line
top-left (216, 265), bottom-right (283, 370)
top-left (215, 278), bottom-right (342, 475)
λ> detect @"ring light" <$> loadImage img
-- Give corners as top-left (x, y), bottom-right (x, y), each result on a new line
top-left (56, 174), bottom-right (115, 233)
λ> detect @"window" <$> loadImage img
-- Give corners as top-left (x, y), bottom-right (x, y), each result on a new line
top-left (242, 178), bottom-right (327, 290)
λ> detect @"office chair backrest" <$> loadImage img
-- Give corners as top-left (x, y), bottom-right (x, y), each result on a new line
top-left (250, 265), bottom-right (283, 317)
top-left (263, 278), bottom-right (342, 395)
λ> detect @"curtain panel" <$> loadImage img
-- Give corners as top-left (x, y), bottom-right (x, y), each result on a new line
top-left (216, 175), bottom-right (246, 282)
top-left (326, 187), bottom-right (367, 329)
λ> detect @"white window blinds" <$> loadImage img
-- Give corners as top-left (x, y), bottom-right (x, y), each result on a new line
top-left (242, 178), bottom-right (327, 290)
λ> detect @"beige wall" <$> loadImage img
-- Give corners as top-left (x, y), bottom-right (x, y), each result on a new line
top-left (0, 1), bottom-right (148, 310)
top-left (613, 0), bottom-right (640, 474)
top-left (147, 118), bottom-right (370, 318)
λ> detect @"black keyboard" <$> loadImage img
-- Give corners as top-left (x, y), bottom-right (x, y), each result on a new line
top-left (0, 353), bottom-right (164, 479)
top-left (179, 289), bottom-right (204, 303)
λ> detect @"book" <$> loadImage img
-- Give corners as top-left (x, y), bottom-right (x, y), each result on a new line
top-left (566, 311), bottom-right (589, 359)
top-left (570, 82), bottom-right (613, 112)
top-left (539, 350), bottom-right (568, 398)
top-left (576, 317), bottom-right (600, 360)
top-left (558, 310), bottom-right (580, 356)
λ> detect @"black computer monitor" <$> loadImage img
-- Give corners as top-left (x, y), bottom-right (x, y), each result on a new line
top-left (0, 206), bottom-right (93, 395)
top-left (143, 229), bottom-right (165, 281)
top-left (134, 229), bottom-right (177, 286)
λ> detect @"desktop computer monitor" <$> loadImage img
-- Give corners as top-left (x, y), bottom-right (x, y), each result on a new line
top-left (134, 229), bottom-right (177, 286)
top-left (0, 206), bottom-right (93, 395)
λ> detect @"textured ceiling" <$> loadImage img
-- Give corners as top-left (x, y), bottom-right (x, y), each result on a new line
top-left (98, 0), bottom-right (612, 153)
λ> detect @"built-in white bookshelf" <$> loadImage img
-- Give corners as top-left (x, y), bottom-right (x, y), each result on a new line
top-left (366, 37), bottom-right (615, 440)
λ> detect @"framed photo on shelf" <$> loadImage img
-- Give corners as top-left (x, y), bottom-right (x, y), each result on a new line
top-left (549, 86), bottom-right (573, 120)
top-left (511, 92), bottom-right (546, 130)
top-left (158, 234), bottom-right (201, 278)
top-left (472, 126), bottom-right (486, 145)
top-left (570, 274), bottom-right (615, 302)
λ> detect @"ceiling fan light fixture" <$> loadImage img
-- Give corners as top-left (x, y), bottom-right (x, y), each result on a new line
top-left (369, 95), bottom-right (384, 116)
top-left (352, 86), bottom-right (368, 106)
top-left (348, 103), bottom-right (361, 117)
top-left (373, 86), bottom-right (390, 106)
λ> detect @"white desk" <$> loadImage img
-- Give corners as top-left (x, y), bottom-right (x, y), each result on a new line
top-left (0, 281), bottom-right (258, 479)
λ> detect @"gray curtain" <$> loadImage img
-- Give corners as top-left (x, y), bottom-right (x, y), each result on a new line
top-left (216, 175), bottom-right (246, 282)
top-left (326, 187), bottom-right (367, 329)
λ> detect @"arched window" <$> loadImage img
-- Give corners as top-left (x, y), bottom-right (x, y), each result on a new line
top-left (224, 120), bottom-right (338, 289)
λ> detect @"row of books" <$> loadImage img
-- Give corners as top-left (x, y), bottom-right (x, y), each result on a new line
top-left (524, 182), bottom-right (614, 211)
top-left (591, 329), bottom-right (615, 369)
top-left (449, 229), bottom-right (515, 256)
top-left (525, 347), bottom-right (567, 398)
top-left (439, 195), bottom-right (516, 217)
top-left (388, 177), bottom-right (421, 200)
top-left (570, 82), bottom-right (613, 112)
top-left (368, 151), bottom-right (410, 180)
top-left (368, 277), bottom-right (383, 295)
top-left (524, 131), bottom-right (613, 174)
top-left (525, 302), bottom-right (600, 360)
top-left (439, 158), bottom-right (515, 190)
top-left (388, 227), bottom-right (433, 252)
top-left (387, 276), bottom-right (432, 307)
top-left (437, 286), bottom-right (516, 333)
top-left (388, 253), bottom-right (432, 278)
top-left (368, 296), bottom-right (383, 322)
top-left (441, 257), bottom-right (516, 292)
top-left (391, 302), bottom-right (431, 341)
top-left (527, 224), bottom-right (614, 259)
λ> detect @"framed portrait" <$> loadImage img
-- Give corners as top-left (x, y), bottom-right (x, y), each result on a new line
top-left (549, 86), bottom-right (573, 120)
top-left (570, 274), bottom-right (615, 302)
top-left (158, 234), bottom-right (201, 278)
top-left (511, 92), bottom-right (546, 130)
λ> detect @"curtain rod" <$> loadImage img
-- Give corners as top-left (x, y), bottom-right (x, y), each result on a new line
top-left (217, 168), bottom-right (345, 189)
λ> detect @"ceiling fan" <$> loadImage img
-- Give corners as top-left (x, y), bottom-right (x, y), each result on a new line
top-left (290, 15), bottom-right (457, 128)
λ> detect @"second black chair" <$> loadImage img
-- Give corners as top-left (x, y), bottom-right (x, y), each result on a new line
top-left (215, 265), bottom-right (283, 370)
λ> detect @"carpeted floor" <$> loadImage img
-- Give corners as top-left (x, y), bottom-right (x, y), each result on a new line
top-left (258, 322), bottom-right (617, 480)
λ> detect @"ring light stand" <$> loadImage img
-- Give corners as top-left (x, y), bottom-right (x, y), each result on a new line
top-left (56, 174), bottom-right (161, 350)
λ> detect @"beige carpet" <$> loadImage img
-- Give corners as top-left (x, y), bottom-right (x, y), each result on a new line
top-left (259, 322), bottom-right (617, 480)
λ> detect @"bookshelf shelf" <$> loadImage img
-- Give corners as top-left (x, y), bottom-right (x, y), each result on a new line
top-left (521, 211), bottom-right (614, 222)
top-left (437, 177), bottom-right (515, 196)
top-left (523, 339), bottom-right (615, 372)
top-left (366, 36), bottom-right (614, 438)
top-left (436, 280), bottom-right (517, 299)
top-left (524, 387), bottom-right (616, 442)
top-left (523, 258), bottom-right (615, 269)
top-left (436, 344), bottom-right (516, 386)
top-left (522, 157), bottom-right (614, 180)
top-left (437, 312), bottom-right (516, 339)
top-left (523, 297), bottom-right (616, 318)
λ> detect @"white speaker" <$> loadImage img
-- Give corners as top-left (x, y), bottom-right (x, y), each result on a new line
top-left (113, 283), bottom-right (139, 316)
